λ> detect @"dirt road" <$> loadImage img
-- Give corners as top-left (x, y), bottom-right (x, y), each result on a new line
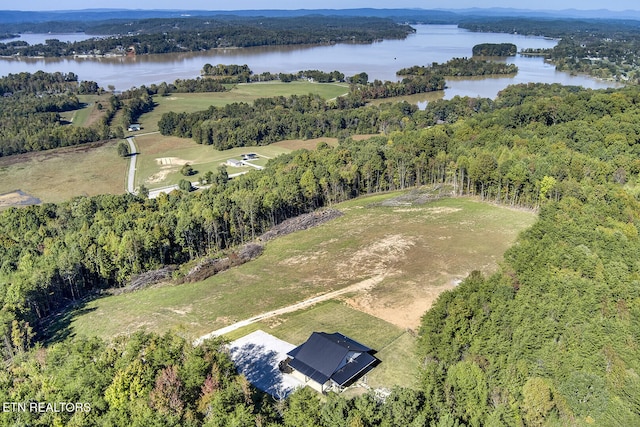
top-left (193, 274), bottom-right (385, 346)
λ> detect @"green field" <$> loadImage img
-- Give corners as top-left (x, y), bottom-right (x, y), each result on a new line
top-left (54, 192), bottom-right (536, 389)
top-left (138, 81), bottom-right (350, 132)
top-left (0, 141), bottom-right (128, 204)
top-left (134, 134), bottom-right (293, 189)
top-left (133, 134), bottom-right (343, 190)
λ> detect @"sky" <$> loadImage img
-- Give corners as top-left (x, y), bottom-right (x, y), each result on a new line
top-left (9, 1), bottom-right (640, 12)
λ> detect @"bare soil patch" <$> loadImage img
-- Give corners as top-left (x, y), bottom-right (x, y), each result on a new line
top-left (155, 157), bottom-right (191, 166)
top-left (146, 170), bottom-right (172, 184)
top-left (0, 190), bottom-right (41, 209)
top-left (335, 234), bottom-right (415, 281)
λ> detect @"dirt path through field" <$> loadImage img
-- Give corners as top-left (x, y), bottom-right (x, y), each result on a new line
top-left (193, 274), bottom-right (386, 345)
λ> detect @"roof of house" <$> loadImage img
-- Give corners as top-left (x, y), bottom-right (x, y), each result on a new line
top-left (287, 332), bottom-right (377, 386)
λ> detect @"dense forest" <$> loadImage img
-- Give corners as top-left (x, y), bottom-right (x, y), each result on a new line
top-left (471, 43), bottom-right (517, 56)
top-left (0, 16), bottom-right (414, 57)
top-left (2, 82), bottom-right (640, 424)
top-left (397, 57), bottom-right (518, 77)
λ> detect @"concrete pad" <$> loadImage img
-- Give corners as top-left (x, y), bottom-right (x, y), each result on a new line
top-left (228, 330), bottom-right (304, 398)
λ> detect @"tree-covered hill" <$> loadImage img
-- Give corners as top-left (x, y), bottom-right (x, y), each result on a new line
top-left (0, 16), bottom-right (414, 57)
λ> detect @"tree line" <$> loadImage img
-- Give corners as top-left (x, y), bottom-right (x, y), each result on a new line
top-left (397, 57), bottom-right (518, 77)
top-left (0, 16), bottom-right (414, 58)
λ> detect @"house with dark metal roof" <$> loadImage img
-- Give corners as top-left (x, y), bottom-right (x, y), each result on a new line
top-left (285, 332), bottom-right (379, 393)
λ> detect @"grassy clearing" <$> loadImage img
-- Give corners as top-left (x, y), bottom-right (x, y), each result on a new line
top-left (0, 141), bottom-right (128, 204)
top-left (270, 137), bottom-right (340, 151)
top-left (59, 94), bottom-right (111, 127)
top-left (64, 192), bottom-right (535, 341)
top-left (57, 191), bottom-right (535, 388)
top-left (134, 134), bottom-right (292, 189)
top-left (139, 81), bottom-right (349, 133)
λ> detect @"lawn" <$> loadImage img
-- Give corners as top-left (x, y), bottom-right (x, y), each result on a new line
top-left (224, 300), bottom-right (419, 390)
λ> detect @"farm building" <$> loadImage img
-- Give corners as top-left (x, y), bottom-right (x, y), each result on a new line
top-left (242, 153), bottom-right (258, 160)
top-left (285, 332), bottom-right (378, 393)
top-left (127, 124), bottom-right (141, 132)
top-left (226, 159), bottom-right (243, 167)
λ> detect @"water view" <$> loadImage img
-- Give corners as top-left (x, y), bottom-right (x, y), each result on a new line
top-left (0, 25), bottom-right (620, 99)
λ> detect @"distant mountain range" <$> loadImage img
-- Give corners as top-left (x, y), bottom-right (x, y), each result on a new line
top-left (1, 8), bottom-right (640, 25)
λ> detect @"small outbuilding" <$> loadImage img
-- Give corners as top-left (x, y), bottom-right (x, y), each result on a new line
top-left (226, 159), bottom-right (243, 167)
top-left (286, 332), bottom-right (378, 393)
top-left (128, 124), bottom-right (141, 132)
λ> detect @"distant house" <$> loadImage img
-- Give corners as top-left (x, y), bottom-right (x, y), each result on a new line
top-left (226, 159), bottom-right (243, 167)
top-left (128, 124), bottom-right (141, 132)
top-left (285, 332), bottom-right (378, 393)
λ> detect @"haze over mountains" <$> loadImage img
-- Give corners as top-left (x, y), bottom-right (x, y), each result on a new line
top-left (2, 7), bottom-right (640, 24)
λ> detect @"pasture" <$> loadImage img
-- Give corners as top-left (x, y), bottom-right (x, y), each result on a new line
top-left (57, 191), bottom-right (536, 389)
top-left (0, 141), bottom-right (128, 204)
top-left (138, 81), bottom-right (350, 132)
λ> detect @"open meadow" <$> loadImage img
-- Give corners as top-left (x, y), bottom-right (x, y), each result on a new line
top-left (0, 141), bottom-right (128, 205)
top-left (54, 190), bottom-right (536, 388)
top-left (137, 81), bottom-right (350, 133)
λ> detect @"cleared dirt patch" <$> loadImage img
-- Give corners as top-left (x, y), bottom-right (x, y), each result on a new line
top-left (335, 234), bottom-right (415, 280)
top-left (155, 157), bottom-right (191, 166)
top-left (0, 190), bottom-right (41, 209)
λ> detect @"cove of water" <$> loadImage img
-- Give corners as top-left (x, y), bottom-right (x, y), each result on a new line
top-left (0, 25), bottom-right (620, 99)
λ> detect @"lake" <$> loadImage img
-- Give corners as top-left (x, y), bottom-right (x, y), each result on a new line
top-left (0, 25), bottom-right (620, 99)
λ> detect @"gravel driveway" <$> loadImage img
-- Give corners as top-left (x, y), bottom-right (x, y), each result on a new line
top-left (228, 330), bottom-right (304, 397)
